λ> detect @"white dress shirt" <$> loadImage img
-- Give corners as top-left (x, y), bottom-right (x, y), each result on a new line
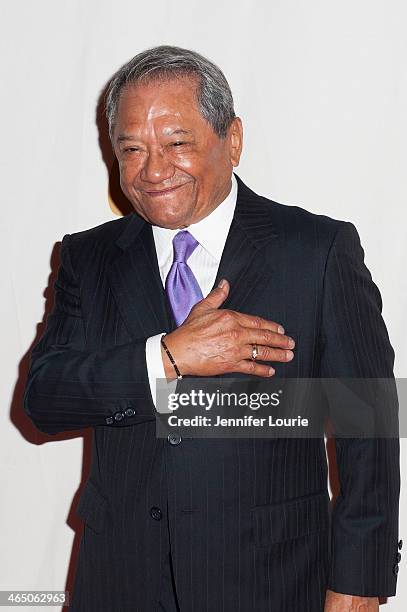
top-left (146, 173), bottom-right (238, 405)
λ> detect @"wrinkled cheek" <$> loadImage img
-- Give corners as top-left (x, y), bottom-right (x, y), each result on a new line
top-left (118, 165), bottom-right (139, 196)
top-left (176, 156), bottom-right (194, 171)
top-left (119, 181), bottom-right (143, 214)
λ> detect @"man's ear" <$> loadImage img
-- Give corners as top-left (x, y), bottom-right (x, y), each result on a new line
top-left (229, 117), bottom-right (243, 167)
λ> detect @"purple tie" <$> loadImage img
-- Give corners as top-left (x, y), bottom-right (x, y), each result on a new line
top-left (165, 230), bottom-right (204, 326)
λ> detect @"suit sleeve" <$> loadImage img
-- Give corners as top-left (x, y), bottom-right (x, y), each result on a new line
top-left (23, 234), bottom-right (156, 435)
top-left (320, 221), bottom-right (401, 597)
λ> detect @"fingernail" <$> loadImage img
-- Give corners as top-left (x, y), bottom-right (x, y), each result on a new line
top-left (286, 350), bottom-right (294, 360)
top-left (288, 338), bottom-right (295, 348)
top-left (218, 279), bottom-right (226, 288)
top-left (278, 325), bottom-right (285, 334)
top-left (268, 367), bottom-right (275, 376)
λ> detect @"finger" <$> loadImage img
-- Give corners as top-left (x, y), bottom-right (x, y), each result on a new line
top-left (240, 328), bottom-right (296, 350)
top-left (243, 344), bottom-right (294, 363)
top-left (234, 359), bottom-right (276, 377)
top-left (194, 278), bottom-right (230, 311)
top-left (233, 311), bottom-right (286, 335)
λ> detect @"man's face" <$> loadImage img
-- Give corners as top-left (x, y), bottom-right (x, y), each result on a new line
top-left (112, 76), bottom-right (243, 229)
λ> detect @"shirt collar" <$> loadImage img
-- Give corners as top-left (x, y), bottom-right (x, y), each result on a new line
top-left (152, 173), bottom-right (238, 265)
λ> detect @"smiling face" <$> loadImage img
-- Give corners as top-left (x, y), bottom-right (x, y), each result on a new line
top-left (112, 76), bottom-right (243, 229)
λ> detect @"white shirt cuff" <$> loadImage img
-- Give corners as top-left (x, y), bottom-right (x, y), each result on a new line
top-left (145, 333), bottom-right (168, 407)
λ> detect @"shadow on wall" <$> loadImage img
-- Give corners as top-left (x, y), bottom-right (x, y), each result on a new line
top-left (9, 237), bottom-right (92, 607)
top-left (9, 80), bottom-right (129, 608)
top-left (96, 79), bottom-right (134, 217)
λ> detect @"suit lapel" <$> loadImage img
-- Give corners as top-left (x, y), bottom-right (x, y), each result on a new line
top-left (212, 173), bottom-right (279, 314)
top-left (106, 173), bottom-right (279, 338)
top-left (106, 216), bottom-right (173, 339)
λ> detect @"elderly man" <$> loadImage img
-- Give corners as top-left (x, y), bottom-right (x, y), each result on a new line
top-left (24, 46), bottom-right (400, 611)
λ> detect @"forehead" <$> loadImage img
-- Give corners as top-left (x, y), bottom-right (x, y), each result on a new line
top-left (115, 76), bottom-right (205, 131)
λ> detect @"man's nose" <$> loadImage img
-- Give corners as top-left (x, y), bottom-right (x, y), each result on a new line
top-left (140, 149), bottom-right (174, 184)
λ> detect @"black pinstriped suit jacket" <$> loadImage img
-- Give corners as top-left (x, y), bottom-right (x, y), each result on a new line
top-left (24, 174), bottom-right (400, 611)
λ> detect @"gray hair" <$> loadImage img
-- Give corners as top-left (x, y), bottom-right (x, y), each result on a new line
top-left (105, 45), bottom-right (236, 140)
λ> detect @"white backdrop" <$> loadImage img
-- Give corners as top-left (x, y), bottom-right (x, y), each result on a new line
top-left (1, 0), bottom-right (406, 609)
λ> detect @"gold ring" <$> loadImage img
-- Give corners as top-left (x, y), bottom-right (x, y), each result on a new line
top-left (251, 344), bottom-right (258, 360)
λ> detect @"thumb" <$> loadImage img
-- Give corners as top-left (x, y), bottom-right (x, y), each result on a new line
top-left (198, 278), bottom-right (230, 310)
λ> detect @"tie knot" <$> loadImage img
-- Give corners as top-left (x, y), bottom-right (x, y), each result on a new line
top-left (172, 230), bottom-right (199, 263)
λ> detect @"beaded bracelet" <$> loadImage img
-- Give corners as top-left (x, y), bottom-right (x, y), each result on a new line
top-left (160, 334), bottom-right (183, 380)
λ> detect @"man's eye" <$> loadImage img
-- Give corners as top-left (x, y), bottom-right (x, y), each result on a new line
top-left (172, 141), bottom-right (186, 147)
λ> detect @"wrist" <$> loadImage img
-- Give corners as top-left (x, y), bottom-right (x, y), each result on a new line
top-left (160, 332), bottom-right (187, 380)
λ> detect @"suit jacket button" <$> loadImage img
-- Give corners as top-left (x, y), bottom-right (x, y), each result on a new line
top-left (105, 416), bottom-right (114, 425)
top-left (167, 433), bottom-right (182, 445)
top-left (114, 411), bottom-right (124, 422)
top-left (125, 408), bottom-right (135, 417)
top-left (393, 564), bottom-right (399, 575)
top-left (396, 552), bottom-right (402, 563)
top-left (399, 539), bottom-right (403, 550)
top-left (150, 507), bottom-right (162, 521)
